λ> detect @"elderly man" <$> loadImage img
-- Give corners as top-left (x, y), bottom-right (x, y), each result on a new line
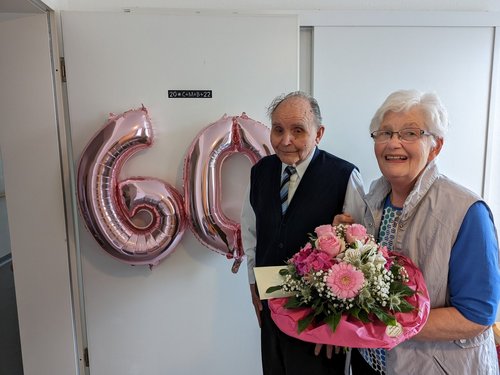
top-left (241, 91), bottom-right (365, 375)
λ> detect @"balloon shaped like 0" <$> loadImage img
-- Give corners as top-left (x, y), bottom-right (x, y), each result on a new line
top-left (184, 113), bottom-right (272, 273)
top-left (77, 107), bottom-right (186, 267)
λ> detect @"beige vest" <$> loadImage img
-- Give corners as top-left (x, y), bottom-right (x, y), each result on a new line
top-left (363, 161), bottom-right (499, 375)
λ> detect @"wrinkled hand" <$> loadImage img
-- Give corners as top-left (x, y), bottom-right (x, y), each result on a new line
top-left (250, 283), bottom-right (263, 327)
top-left (333, 212), bottom-right (355, 226)
top-left (314, 344), bottom-right (340, 359)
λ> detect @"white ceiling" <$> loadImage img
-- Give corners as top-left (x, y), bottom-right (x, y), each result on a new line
top-left (1, 0), bottom-right (500, 13)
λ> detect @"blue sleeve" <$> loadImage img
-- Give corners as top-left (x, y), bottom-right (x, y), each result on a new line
top-left (449, 201), bottom-right (500, 325)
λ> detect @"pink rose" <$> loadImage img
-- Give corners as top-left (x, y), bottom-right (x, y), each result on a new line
top-left (345, 223), bottom-right (368, 243)
top-left (291, 243), bottom-right (313, 264)
top-left (308, 251), bottom-right (334, 272)
top-left (295, 262), bottom-right (309, 276)
top-left (315, 224), bottom-right (334, 238)
top-left (291, 243), bottom-right (314, 275)
top-left (301, 251), bottom-right (333, 274)
top-left (316, 235), bottom-right (343, 258)
top-left (302, 242), bottom-right (313, 252)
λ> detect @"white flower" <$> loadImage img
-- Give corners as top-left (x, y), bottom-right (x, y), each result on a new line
top-left (343, 247), bottom-right (362, 262)
top-left (373, 253), bottom-right (387, 267)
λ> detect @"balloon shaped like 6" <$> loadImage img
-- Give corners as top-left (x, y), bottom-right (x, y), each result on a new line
top-left (77, 107), bottom-right (186, 267)
top-left (184, 114), bottom-right (272, 273)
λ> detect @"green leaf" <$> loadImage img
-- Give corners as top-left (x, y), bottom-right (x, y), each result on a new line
top-left (265, 285), bottom-right (283, 294)
top-left (399, 285), bottom-right (416, 297)
top-left (297, 313), bottom-right (315, 333)
top-left (394, 299), bottom-right (415, 313)
top-left (312, 298), bottom-right (327, 312)
top-left (357, 309), bottom-right (372, 323)
top-left (350, 307), bottom-right (361, 320)
top-left (325, 312), bottom-right (342, 332)
top-left (350, 306), bottom-right (371, 323)
top-left (373, 308), bottom-right (396, 326)
top-left (284, 296), bottom-right (302, 309)
top-left (279, 268), bottom-right (290, 276)
top-left (390, 281), bottom-right (415, 297)
top-left (389, 280), bottom-right (404, 293)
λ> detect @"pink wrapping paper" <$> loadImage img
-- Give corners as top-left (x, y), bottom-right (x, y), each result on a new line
top-left (269, 253), bottom-right (430, 349)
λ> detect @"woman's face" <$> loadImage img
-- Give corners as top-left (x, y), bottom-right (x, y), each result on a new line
top-left (374, 107), bottom-right (442, 190)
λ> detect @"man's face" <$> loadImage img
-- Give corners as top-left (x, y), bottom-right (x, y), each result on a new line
top-left (270, 97), bottom-right (324, 166)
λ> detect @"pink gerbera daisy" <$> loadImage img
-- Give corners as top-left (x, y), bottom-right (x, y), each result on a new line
top-left (326, 263), bottom-right (365, 299)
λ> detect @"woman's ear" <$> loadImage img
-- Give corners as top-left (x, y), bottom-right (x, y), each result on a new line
top-left (427, 137), bottom-right (444, 163)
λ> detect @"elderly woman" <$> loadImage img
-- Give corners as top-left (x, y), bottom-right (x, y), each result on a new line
top-left (343, 90), bottom-right (500, 375)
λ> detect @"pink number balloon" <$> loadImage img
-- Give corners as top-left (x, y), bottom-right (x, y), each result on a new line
top-left (184, 113), bottom-right (272, 273)
top-left (77, 107), bottom-right (186, 267)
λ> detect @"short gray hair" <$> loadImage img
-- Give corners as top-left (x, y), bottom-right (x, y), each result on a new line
top-left (370, 89), bottom-right (449, 141)
top-left (267, 91), bottom-right (322, 127)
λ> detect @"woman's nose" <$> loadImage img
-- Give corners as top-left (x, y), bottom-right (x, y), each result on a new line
top-left (387, 132), bottom-right (403, 145)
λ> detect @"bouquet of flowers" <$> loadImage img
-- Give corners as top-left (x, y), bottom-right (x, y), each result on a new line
top-left (267, 223), bottom-right (430, 349)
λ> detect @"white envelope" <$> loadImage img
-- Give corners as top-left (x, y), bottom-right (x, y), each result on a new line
top-left (253, 265), bottom-right (295, 300)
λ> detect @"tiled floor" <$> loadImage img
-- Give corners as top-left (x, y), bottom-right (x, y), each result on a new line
top-left (0, 260), bottom-right (23, 375)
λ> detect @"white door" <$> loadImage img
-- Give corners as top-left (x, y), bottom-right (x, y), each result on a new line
top-left (0, 12), bottom-right (80, 375)
top-left (61, 11), bottom-right (298, 375)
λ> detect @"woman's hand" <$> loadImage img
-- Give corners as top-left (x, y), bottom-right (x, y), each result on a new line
top-left (333, 212), bottom-right (355, 225)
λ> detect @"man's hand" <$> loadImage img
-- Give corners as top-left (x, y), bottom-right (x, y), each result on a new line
top-left (250, 283), bottom-right (263, 327)
top-left (314, 344), bottom-right (340, 359)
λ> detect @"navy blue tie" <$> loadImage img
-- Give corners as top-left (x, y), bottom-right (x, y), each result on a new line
top-left (280, 166), bottom-right (296, 214)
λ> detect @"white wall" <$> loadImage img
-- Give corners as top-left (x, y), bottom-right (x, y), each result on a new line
top-left (61, 11), bottom-right (297, 375)
top-left (0, 13), bottom-right (79, 375)
top-left (313, 26), bottom-right (493, 196)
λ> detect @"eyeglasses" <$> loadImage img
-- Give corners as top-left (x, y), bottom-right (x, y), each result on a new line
top-left (370, 128), bottom-right (433, 143)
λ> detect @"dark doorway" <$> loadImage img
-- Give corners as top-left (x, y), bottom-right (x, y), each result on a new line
top-left (0, 256), bottom-right (24, 375)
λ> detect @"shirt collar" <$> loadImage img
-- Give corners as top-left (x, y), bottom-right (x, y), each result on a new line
top-left (281, 146), bottom-right (316, 179)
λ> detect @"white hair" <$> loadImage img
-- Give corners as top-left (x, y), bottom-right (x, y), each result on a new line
top-left (370, 90), bottom-right (449, 143)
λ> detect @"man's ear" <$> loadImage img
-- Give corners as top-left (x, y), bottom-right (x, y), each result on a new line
top-left (316, 125), bottom-right (325, 144)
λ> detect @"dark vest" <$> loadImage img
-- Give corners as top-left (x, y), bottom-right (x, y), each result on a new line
top-left (250, 148), bottom-right (356, 267)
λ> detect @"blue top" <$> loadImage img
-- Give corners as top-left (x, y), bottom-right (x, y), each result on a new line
top-left (448, 201), bottom-right (500, 325)
top-left (384, 198), bottom-right (500, 326)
